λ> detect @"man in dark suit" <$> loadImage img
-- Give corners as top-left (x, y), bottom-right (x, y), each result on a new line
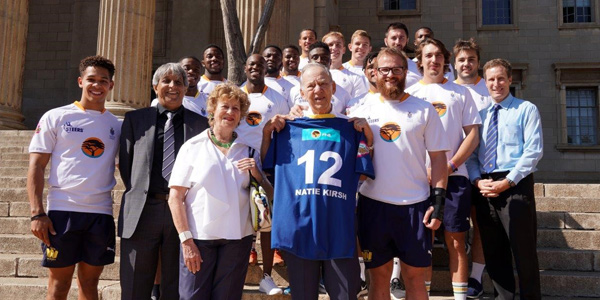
top-left (118, 62), bottom-right (209, 300)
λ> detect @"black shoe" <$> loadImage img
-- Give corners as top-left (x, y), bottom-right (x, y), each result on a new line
top-left (467, 277), bottom-right (483, 299)
top-left (358, 280), bottom-right (368, 296)
top-left (151, 284), bottom-right (160, 300)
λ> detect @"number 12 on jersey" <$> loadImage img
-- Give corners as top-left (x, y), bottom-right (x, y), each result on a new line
top-left (297, 150), bottom-right (343, 188)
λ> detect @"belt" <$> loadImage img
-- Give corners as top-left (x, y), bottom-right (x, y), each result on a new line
top-left (148, 193), bottom-right (169, 201)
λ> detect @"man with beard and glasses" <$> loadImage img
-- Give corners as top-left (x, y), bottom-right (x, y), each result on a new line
top-left (263, 45), bottom-right (294, 107)
top-left (281, 44), bottom-right (301, 88)
top-left (453, 37), bottom-right (491, 299)
top-left (198, 44), bottom-right (227, 95)
top-left (151, 57), bottom-right (209, 118)
top-left (406, 38), bottom-right (481, 300)
top-left (238, 54), bottom-right (290, 295)
top-left (288, 42), bottom-right (353, 115)
top-left (349, 47), bottom-right (450, 300)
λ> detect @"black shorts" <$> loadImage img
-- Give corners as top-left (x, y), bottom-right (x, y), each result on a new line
top-left (443, 176), bottom-right (472, 233)
top-left (42, 210), bottom-right (116, 268)
top-left (357, 194), bottom-right (432, 268)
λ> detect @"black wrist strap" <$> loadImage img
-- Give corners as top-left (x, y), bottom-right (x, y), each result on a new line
top-left (31, 212), bottom-right (47, 221)
top-left (430, 188), bottom-right (446, 221)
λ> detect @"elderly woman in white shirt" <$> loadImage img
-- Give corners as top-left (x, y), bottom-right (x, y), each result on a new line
top-left (167, 83), bottom-right (272, 299)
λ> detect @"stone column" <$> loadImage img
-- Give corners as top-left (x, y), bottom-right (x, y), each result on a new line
top-left (97, 0), bottom-right (156, 116)
top-left (237, 0), bottom-right (262, 50)
top-left (0, 0), bottom-right (28, 129)
top-left (237, 0), bottom-right (291, 51)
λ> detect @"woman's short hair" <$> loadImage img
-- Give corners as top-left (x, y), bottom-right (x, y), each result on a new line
top-left (152, 63), bottom-right (189, 87)
top-left (206, 83), bottom-right (250, 127)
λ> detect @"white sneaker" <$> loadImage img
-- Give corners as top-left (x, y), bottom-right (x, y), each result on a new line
top-left (390, 277), bottom-right (406, 299)
top-left (259, 274), bottom-right (283, 295)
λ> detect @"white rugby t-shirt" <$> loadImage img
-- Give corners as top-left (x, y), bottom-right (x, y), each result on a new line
top-left (289, 85), bottom-right (353, 116)
top-left (198, 75), bottom-right (227, 95)
top-left (350, 94), bottom-right (450, 205)
top-left (405, 59), bottom-right (422, 89)
top-left (342, 61), bottom-right (364, 77)
top-left (456, 77), bottom-right (492, 112)
top-left (346, 90), bottom-right (379, 116)
top-left (331, 67), bottom-right (368, 98)
top-left (406, 79), bottom-right (482, 178)
top-left (29, 102), bottom-right (121, 215)
top-left (236, 86), bottom-right (290, 150)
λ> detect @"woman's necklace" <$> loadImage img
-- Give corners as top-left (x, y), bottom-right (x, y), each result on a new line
top-left (209, 128), bottom-right (237, 149)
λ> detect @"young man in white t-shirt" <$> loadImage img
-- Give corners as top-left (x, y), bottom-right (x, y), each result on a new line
top-left (322, 31), bottom-right (369, 98)
top-left (239, 54), bottom-right (289, 295)
top-left (298, 29), bottom-right (317, 71)
top-left (346, 51), bottom-right (380, 115)
top-left (383, 22), bottom-right (422, 88)
top-left (343, 30), bottom-right (373, 77)
top-left (351, 47), bottom-right (449, 300)
top-left (413, 27), bottom-right (456, 81)
top-left (281, 44), bottom-right (301, 88)
top-left (453, 38), bottom-right (492, 299)
top-left (263, 45), bottom-right (294, 106)
top-left (288, 42), bottom-right (354, 115)
top-left (198, 44), bottom-right (227, 95)
top-left (28, 56), bottom-right (121, 299)
top-left (406, 38), bottom-right (481, 300)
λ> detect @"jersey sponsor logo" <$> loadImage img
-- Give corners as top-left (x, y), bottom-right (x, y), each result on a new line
top-left (432, 101), bottom-right (447, 117)
top-left (201, 107), bottom-right (207, 116)
top-left (366, 117), bottom-right (379, 124)
top-left (81, 137), bottom-right (105, 158)
top-left (62, 121), bottom-right (84, 133)
top-left (357, 141), bottom-right (370, 158)
top-left (302, 128), bottom-right (340, 142)
top-left (380, 122), bottom-right (401, 142)
top-left (45, 247), bottom-right (59, 261)
top-left (246, 111), bottom-right (263, 126)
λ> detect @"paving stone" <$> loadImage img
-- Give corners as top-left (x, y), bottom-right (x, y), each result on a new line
top-left (0, 203), bottom-right (9, 217)
top-left (538, 248), bottom-right (596, 271)
top-left (0, 234), bottom-right (42, 254)
top-left (0, 255), bottom-right (17, 277)
top-left (537, 211), bottom-right (565, 229)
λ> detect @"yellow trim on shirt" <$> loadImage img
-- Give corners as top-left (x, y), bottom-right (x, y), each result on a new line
top-left (307, 113), bottom-right (336, 119)
top-left (73, 101), bottom-right (106, 113)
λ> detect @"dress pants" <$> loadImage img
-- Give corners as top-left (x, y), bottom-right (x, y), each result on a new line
top-left (474, 173), bottom-right (541, 300)
top-left (120, 196), bottom-right (180, 300)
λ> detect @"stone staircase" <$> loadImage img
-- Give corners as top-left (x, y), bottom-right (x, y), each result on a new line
top-left (0, 130), bottom-right (598, 299)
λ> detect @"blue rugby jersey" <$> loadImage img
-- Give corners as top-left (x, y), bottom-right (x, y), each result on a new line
top-left (264, 116), bottom-right (374, 260)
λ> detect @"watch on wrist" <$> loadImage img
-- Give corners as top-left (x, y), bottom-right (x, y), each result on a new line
top-left (506, 178), bottom-right (516, 187)
top-left (178, 231), bottom-right (193, 243)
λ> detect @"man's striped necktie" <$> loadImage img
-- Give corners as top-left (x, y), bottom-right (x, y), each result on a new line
top-left (162, 112), bottom-right (175, 181)
top-left (483, 104), bottom-right (501, 173)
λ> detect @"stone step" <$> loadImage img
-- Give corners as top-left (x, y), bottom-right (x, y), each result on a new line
top-left (0, 177), bottom-right (125, 191)
top-left (537, 229), bottom-right (600, 250)
top-left (0, 147), bottom-right (27, 154)
top-left (0, 161), bottom-right (30, 168)
top-left (0, 153), bottom-right (31, 161)
top-left (538, 211), bottom-right (600, 230)
top-left (543, 184), bottom-right (600, 199)
top-left (0, 168), bottom-right (29, 177)
top-left (0, 188), bottom-right (123, 204)
top-left (537, 197), bottom-right (600, 213)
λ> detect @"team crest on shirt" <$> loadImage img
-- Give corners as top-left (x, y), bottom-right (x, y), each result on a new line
top-left (267, 104), bottom-right (273, 113)
top-left (109, 127), bottom-right (116, 140)
top-left (432, 101), bottom-right (447, 117)
top-left (380, 122), bottom-right (401, 142)
top-left (62, 121), bottom-right (84, 133)
top-left (201, 108), bottom-right (207, 116)
top-left (35, 122), bottom-right (42, 134)
top-left (246, 111), bottom-right (263, 126)
top-left (81, 137), bottom-right (105, 158)
top-left (357, 141), bottom-right (370, 157)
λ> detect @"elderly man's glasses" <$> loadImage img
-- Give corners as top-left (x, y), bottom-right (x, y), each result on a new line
top-left (377, 66), bottom-right (406, 75)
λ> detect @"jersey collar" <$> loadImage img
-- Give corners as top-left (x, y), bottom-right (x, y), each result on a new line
top-left (73, 101), bottom-right (106, 113)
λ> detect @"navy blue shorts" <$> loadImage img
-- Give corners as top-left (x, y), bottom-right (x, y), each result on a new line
top-left (443, 176), bottom-right (472, 233)
top-left (357, 194), bottom-right (432, 268)
top-left (41, 210), bottom-right (116, 268)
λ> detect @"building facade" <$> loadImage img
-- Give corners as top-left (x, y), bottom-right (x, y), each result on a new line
top-left (1, 0), bottom-right (599, 182)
